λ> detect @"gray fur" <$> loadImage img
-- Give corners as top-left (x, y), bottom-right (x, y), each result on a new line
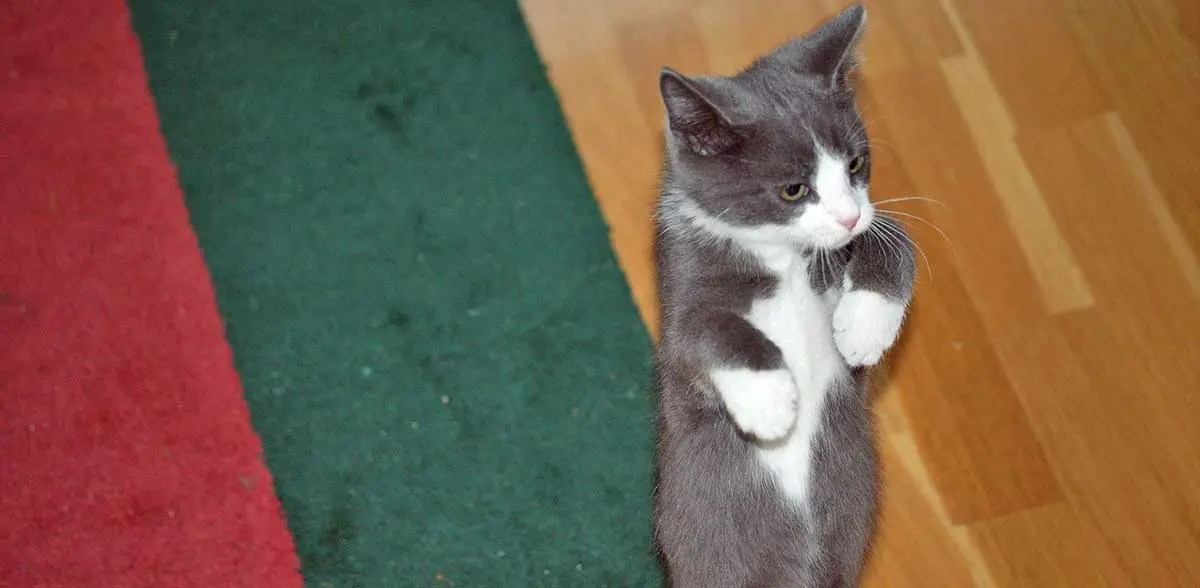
top-left (650, 5), bottom-right (917, 587)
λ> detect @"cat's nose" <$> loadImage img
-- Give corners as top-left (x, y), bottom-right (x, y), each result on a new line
top-left (838, 212), bottom-right (860, 231)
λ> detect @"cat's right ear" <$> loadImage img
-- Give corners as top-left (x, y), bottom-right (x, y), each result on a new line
top-left (660, 68), bottom-right (739, 157)
top-left (769, 4), bottom-right (866, 89)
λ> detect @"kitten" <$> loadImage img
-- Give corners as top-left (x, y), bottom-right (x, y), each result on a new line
top-left (650, 4), bottom-right (916, 587)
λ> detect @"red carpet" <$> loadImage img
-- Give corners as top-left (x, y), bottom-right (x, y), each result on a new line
top-left (0, 1), bottom-right (303, 586)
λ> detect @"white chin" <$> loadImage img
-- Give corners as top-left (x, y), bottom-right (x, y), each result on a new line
top-left (813, 233), bottom-right (854, 251)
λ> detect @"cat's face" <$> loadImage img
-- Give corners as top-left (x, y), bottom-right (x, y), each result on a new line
top-left (660, 5), bottom-right (873, 251)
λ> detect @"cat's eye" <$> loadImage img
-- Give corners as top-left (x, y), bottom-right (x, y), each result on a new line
top-left (779, 183), bottom-right (809, 202)
top-left (848, 156), bottom-right (866, 175)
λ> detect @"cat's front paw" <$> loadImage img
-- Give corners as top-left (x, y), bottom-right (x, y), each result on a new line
top-left (710, 368), bottom-right (799, 442)
top-left (833, 291), bottom-right (907, 367)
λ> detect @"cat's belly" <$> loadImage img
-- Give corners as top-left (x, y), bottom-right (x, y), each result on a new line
top-left (744, 261), bottom-right (846, 511)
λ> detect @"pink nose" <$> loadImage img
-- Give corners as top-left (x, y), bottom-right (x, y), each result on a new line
top-left (839, 213), bottom-right (860, 231)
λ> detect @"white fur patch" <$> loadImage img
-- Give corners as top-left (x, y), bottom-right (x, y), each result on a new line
top-left (670, 197), bottom-right (798, 251)
top-left (814, 150), bottom-right (860, 221)
top-left (711, 368), bottom-right (799, 442)
top-left (741, 248), bottom-right (845, 511)
top-left (804, 149), bottom-right (876, 249)
top-left (833, 290), bottom-right (906, 367)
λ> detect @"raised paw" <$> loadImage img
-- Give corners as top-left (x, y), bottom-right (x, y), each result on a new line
top-left (833, 290), bottom-right (907, 367)
top-left (710, 368), bottom-right (799, 442)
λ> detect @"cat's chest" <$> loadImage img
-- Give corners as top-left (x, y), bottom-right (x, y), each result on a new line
top-left (742, 251), bottom-right (844, 392)
top-left (740, 247), bottom-right (846, 510)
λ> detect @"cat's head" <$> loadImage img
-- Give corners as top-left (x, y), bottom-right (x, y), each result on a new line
top-left (659, 4), bottom-right (873, 251)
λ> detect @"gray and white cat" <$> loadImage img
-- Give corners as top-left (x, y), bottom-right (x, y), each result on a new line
top-left (650, 5), bottom-right (916, 587)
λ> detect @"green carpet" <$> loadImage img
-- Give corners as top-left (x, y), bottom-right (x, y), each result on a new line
top-left (129, 1), bottom-right (658, 585)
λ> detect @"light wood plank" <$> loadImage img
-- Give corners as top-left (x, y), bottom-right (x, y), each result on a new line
top-left (947, 0), bottom-right (1111, 125)
top-left (969, 502), bottom-right (1133, 587)
top-left (1016, 115), bottom-right (1200, 347)
top-left (886, 244), bottom-right (1063, 523)
top-left (992, 315), bottom-right (1200, 585)
top-left (939, 54), bottom-right (1093, 313)
top-left (861, 434), bottom-right (985, 588)
top-left (1104, 113), bottom-right (1200, 298)
top-left (861, 68), bottom-right (1049, 331)
top-left (1061, 0), bottom-right (1200, 255)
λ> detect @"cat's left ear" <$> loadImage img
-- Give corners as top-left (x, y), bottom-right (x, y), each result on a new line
top-left (771, 3), bottom-right (867, 88)
top-left (659, 68), bottom-right (740, 157)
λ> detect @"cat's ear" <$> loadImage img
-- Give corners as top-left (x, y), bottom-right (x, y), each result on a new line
top-left (659, 68), bottom-right (740, 157)
top-left (772, 3), bottom-right (867, 88)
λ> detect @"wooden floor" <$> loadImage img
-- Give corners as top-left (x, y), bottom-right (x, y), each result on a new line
top-left (520, 0), bottom-right (1200, 585)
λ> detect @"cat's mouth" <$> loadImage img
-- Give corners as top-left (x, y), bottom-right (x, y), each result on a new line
top-left (803, 216), bottom-right (872, 251)
top-left (813, 235), bottom-right (856, 252)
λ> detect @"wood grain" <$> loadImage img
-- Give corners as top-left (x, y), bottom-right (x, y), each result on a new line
top-left (520, 0), bottom-right (1200, 584)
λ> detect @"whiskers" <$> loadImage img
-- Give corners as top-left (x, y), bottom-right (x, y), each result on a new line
top-left (872, 196), bottom-right (948, 209)
top-left (850, 137), bottom-right (900, 160)
top-left (876, 209), bottom-right (953, 251)
top-left (817, 247), bottom-right (836, 289)
top-left (869, 216), bottom-right (933, 282)
top-left (848, 118), bottom-right (900, 160)
top-left (867, 195), bottom-right (953, 283)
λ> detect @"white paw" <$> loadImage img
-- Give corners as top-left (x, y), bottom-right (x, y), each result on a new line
top-left (710, 368), bottom-right (799, 442)
top-left (833, 291), bottom-right (906, 367)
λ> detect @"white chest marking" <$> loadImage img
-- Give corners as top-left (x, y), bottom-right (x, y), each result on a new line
top-left (742, 244), bottom-right (845, 511)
